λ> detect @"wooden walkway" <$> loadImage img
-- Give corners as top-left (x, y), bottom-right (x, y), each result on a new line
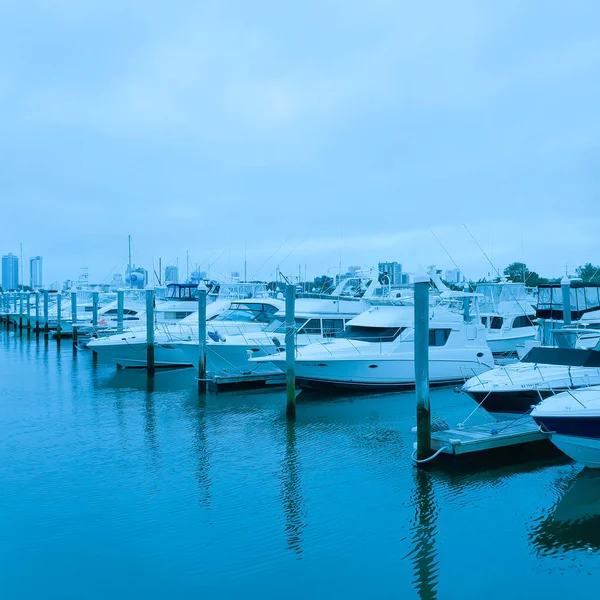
top-left (431, 418), bottom-right (550, 455)
top-left (206, 372), bottom-right (286, 391)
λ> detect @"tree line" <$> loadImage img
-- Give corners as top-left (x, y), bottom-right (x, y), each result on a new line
top-left (502, 262), bottom-right (600, 287)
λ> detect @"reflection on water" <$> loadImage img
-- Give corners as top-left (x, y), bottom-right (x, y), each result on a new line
top-left (4, 328), bottom-right (600, 597)
top-left (406, 468), bottom-right (439, 600)
top-left (280, 420), bottom-right (305, 558)
top-left (192, 396), bottom-right (212, 508)
top-left (531, 468), bottom-right (600, 554)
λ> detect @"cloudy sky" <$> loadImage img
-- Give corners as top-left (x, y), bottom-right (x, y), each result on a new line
top-left (1, 1), bottom-right (599, 285)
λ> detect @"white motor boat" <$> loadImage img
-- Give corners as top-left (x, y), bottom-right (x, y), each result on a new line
top-left (177, 309), bottom-right (357, 377)
top-left (531, 386), bottom-right (600, 468)
top-left (86, 298), bottom-right (284, 368)
top-left (254, 298), bottom-right (494, 390)
top-left (461, 346), bottom-right (600, 419)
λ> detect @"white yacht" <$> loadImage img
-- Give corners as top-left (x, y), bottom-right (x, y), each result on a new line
top-left (461, 345), bottom-right (600, 419)
top-left (531, 386), bottom-right (600, 468)
top-left (255, 296), bottom-right (494, 390)
top-left (86, 298), bottom-right (284, 368)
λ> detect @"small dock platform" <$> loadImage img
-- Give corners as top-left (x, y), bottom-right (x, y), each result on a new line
top-left (205, 372), bottom-right (286, 391)
top-left (431, 418), bottom-right (550, 456)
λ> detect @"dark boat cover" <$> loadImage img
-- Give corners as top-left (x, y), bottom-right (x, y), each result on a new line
top-left (521, 347), bottom-right (600, 367)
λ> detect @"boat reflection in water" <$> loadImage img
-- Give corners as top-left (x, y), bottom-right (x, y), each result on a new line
top-left (531, 468), bottom-right (600, 554)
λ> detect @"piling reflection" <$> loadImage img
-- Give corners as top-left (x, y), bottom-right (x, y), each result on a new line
top-left (193, 396), bottom-right (212, 508)
top-left (530, 468), bottom-right (600, 554)
top-left (144, 384), bottom-right (159, 474)
top-left (280, 420), bottom-right (305, 558)
top-left (406, 468), bottom-right (440, 600)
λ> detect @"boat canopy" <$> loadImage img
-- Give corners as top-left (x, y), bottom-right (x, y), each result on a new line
top-left (475, 283), bottom-right (529, 313)
top-left (167, 283), bottom-right (201, 300)
top-left (521, 346), bottom-right (600, 367)
top-left (536, 283), bottom-right (600, 321)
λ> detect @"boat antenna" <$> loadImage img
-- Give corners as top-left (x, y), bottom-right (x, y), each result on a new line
top-left (250, 236), bottom-right (291, 281)
top-left (429, 229), bottom-right (470, 288)
top-left (276, 236), bottom-right (309, 271)
top-left (463, 224), bottom-right (500, 279)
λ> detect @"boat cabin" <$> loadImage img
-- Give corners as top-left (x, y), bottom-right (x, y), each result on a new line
top-left (265, 313), bottom-right (354, 339)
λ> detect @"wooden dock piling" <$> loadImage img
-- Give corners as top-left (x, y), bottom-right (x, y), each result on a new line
top-left (35, 292), bottom-right (40, 334)
top-left (43, 290), bottom-right (49, 334)
top-left (18, 292), bottom-right (23, 330)
top-left (26, 292), bottom-right (31, 330)
top-left (70, 290), bottom-right (78, 344)
top-left (414, 275), bottom-right (432, 462)
top-left (197, 281), bottom-right (207, 394)
top-left (117, 289), bottom-right (124, 334)
top-left (146, 288), bottom-right (155, 377)
top-left (56, 293), bottom-right (62, 341)
top-left (285, 283), bottom-right (296, 420)
top-left (92, 291), bottom-right (99, 329)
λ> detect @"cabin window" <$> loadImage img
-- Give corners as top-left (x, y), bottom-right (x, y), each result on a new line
top-left (481, 316), bottom-right (488, 326)
top-left (301, 319), bottom-right (322, 334)
top-left (322, 319), bottom-right (345, 338)
top-left (512, 315), bottom-right (535, 328)
top-left (340, 326), bottom-right (405, 342)
top-left (103, 309), bottom-right (118, 315)
top-left (490, 316), bottom-right (503, 330)
top-left (429, 329), bottom-right (451, 346)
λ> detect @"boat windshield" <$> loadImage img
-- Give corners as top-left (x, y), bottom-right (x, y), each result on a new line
top-left (269, 318), bottom-right (310, 334)
top-left (210, 302), bottom-right (279, 323)
top-left (339, 326), bottom-right (406, 343)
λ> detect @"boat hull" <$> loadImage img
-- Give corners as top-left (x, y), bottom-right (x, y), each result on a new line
top-left (535, 430), bottom-right (600, 469)
top-left (288, 357), bottom-right (489, 390)
top-left (464, 389), bottom-right (558, 417)
top-left (179, 342), bottom-right (283, 377)
top-left (91, 341), bottom-right (193, 368)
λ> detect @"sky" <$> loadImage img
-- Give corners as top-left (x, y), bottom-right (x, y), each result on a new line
top-left (1, 0), bottom-right (599, 286)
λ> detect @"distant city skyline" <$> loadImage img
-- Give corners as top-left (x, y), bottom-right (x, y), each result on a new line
top-left (2, 253), bottom-right (19, 291)
top-left (30, 256), bottom-right (43, 288)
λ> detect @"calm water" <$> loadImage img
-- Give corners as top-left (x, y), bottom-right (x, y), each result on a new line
top-left (1, 328), bottom-right (599, 598)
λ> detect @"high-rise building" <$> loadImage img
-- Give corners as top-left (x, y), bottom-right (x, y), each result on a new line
top-left (2, 253), bottom-right (19, 290)
top-left (445, 269), bottom-right (463, 284)
top-left (165, 265), bottom-right (179, 283)
top-left (378, 261), bottom-right (403, 285)
top-left (30, 256), bottom-right (43, 288)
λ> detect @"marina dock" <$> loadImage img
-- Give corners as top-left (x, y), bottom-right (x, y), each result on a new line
top-left (430, 418), bottom-right (551, 456)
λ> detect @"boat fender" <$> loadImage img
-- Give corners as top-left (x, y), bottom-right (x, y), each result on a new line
top-left (208, 331), bottom-right (224, 342)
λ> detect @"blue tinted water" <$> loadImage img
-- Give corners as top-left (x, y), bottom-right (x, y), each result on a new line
top-left (1, 328), bottom-right (599, 598)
